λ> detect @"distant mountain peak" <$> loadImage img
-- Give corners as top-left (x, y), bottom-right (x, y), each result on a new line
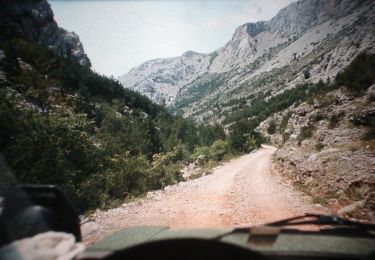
top-left (182, 50), bottom-right (200, 57)
top-left (119, 0), bottom-right (375, 122)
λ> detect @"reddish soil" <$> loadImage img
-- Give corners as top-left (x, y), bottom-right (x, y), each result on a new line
top-left (83, 145), bottom-right (326, 244)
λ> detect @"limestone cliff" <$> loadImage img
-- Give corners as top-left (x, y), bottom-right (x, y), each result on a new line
top-left (0, 0), bottom-right (90, 67)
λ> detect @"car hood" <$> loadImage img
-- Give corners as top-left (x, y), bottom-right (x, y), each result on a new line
top-left (88, 225), bottom-right (375, 258)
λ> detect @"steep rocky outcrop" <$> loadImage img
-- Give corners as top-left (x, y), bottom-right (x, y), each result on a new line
top-left (120, 0), bottom-right (375, 122)
top-left (0, 0), bottom-right (90, 67)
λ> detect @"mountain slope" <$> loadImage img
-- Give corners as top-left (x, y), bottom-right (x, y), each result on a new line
top-left (255, 53), bottom-right (375, 222)
top-left (119, 0), bottom-right (375, 123)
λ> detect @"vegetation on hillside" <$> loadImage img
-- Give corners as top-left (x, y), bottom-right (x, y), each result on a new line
top-left (223, 52), bottom-right (375, 145)
top-left (336, 52), bottom-right (375, 93)
top-left (0, 37), bottom-right (254, 212)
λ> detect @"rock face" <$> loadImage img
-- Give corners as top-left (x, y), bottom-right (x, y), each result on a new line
top-left (119, 0), bottom-right (375, 122)
top-left (257, 86), bottom-right (375, 222)
top-left (120, 50), bottom-right (210, 105)
top-left (0, 0), bottom-right (90, 67)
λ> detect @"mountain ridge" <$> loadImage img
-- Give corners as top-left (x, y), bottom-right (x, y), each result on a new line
top-left (119, 0), bottom-right (375, 123)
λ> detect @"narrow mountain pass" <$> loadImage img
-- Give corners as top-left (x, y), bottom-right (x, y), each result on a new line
top-left (83, 145), bottom-right (326, 244)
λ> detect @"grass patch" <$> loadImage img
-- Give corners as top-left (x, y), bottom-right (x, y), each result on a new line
top-left (347, 142), bottom-right (362, 152)
top-left (278, 111), bottom-right (293, 134)
top-left (293, 180), bottom-right (335, 206)
top-left (298, 123), bottom-right (316, 145)
top-left (328, 114), bottom-right (340, 129)
top-left (293, 180), bottom-right (310, 193)
top-left (319, 94), bottom-right (336, 108)
top-left (315, 143), bottom-right (325, 151)
top-left (312, 196), bottom-right (327, 205)
top-left (189, 153), bottom-right (238, 180)
top-left (267, 119), bottom-right (277, 134)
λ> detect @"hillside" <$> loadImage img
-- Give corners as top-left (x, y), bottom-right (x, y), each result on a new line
top-left (255, 53), bottom-right (375, 222)
top-left (119, 0), bottom-right (375, 123)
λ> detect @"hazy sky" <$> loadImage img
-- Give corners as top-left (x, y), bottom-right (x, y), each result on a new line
top-left (50, 0), bottom-right (294, 77)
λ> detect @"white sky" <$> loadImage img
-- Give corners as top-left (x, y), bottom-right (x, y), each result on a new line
top-left (50, 0), bottom-right (295, 77)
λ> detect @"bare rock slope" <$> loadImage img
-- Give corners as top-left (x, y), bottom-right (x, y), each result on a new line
top-left (119, 0), bottom-right (375, 122)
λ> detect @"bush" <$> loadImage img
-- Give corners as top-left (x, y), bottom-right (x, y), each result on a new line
top-left (328, 114), bottom-right (340, 129)
top-left (319, 94), bottom-right (336, 108)
top-left (298, 124), bottom-right (315, 144)
top-left (315, 143), bottom-right (325, 151)
top-left (209, 140), bottom-right (229, 161)
top-left (313, 112), bottom-right (325, 122)
top-left (304, 69), bottom-right (311, 79)
top-left (278, 111), bottom-right (292, 133)
top-left (336, 52), bottom-right (375, 93)
top-left (267, 119), bottom-right (277, 134)
top-left (149, 163), bottom-right (182, 190)
top-left (191, 146), bottom-right (210, 161)
top-left (245, 135), bottom-right (258, 152)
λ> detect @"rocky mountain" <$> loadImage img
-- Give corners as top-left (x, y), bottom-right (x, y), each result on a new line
top-left (120, 50), bottom-right (210, 106)
top-left (119, 0), bottom-right (375, 122)
top-left (0, 0), bottom-right (90, 67)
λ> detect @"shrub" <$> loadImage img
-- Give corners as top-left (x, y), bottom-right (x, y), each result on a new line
top-left (278, 111), bottom-right (292, 133)
top-left (209, 140), bottom-right (229, 161)
top-left (267, 119), bottom-right (277, 134)
top-left (282, 132), bottom-right (291, 144)
top-left (191, 146), bottom-right (210, 161)
top-left (328, 114), bottom-right (340, 129)
top-left (298, 124), bottom-right (315, 144)
top-left (245, 135), bottom-right (258, 152)
top-left (149, 163), bottom-right (182, 190)
top-left (336, 52), bottom-right (375, 93)
top-left (351, 110), bottom-right (375, 140)
top-left (319, 94), bottom-right (336, 108)
top-left (313, 112), bottom-right (325, 122)
top-left (315, 143), bottom-right (325, 151)
top-left (304, 69), bottom-right (311, 79)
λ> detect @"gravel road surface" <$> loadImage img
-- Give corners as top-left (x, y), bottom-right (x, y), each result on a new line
top-left (83, 145), bottom-right (325, 244)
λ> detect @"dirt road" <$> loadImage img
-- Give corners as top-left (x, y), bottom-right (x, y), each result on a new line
top-left (83, 145), bottom-right (325, 244)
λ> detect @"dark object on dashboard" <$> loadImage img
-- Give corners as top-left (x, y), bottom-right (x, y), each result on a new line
top-left (0, 185), bottom-right (81, 246)
top-left (105, 238), bottom-right (263, 260)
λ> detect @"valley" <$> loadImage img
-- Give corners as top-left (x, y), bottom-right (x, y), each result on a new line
top-left (117, 0), bottom-right (375, 224)
top-left (120, 0), bottom-right (375, 124)
top-left (0, 0), bottom-right (374, 246)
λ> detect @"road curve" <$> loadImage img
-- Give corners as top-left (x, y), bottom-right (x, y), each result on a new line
top-left (83, 145), bottom-right (324, 244)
